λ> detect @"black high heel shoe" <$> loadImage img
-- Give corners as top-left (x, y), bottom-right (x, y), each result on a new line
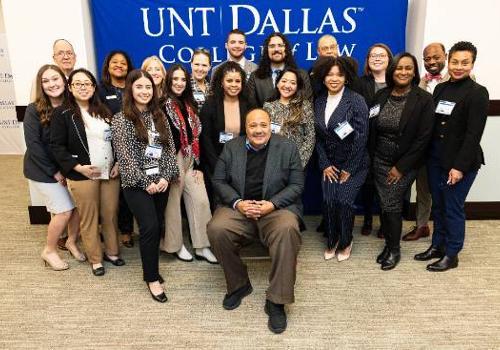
top-left (147, 282), bottom-right (168, 303)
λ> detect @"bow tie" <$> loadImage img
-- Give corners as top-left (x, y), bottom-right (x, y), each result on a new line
top-left (425, 73), bottom-right (442, 81)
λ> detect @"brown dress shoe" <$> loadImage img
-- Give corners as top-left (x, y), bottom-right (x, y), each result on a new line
top-left (57, 237), bottom-right (68, 250)
top-left (402, 225), bottom-right (430, 241)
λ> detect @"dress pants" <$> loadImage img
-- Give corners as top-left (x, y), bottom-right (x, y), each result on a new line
top-left (163, 152), bottom-right (211, 252)
top-left (415, 165), bottom-right (432, 227)
top-left (67, 178), bottom-right (120, 264)
top-left (427, 144), bottom-right (477, 257)
top-left (207, 207), bottom-right (301, 305)
top-left (118, 187), bottom-right (134, 234)
top-left (322, 168), bottom-right (366, 250)
top-left (123, 188), bottom-right (168, 282)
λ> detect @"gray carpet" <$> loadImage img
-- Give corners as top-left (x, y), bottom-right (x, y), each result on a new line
top-left (1, 155), bottom-right (499, 349)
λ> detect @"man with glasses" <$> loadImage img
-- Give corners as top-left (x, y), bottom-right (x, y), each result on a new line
top-left (247, 32), bottom-right (312, 107)
top-left (52, 39), bottom-right (77, 78)
top-left (212, 29), bottom-right (257, 81)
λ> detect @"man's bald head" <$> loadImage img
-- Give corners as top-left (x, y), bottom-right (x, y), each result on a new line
top-left (317, 35), bottom-right (338, 58)
top-left (246, 109), bottom-right (272, 149)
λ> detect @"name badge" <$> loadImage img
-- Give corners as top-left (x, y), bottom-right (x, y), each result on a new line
top-left (369, 104), bottom-right (380, 118)
top-left (334, 121), bottom-right (354, 140)
top-left (436, 100), bottom-right (456, 115)
top-left (103, 128), bottom-right (112, 142)
top-left (145, 145), bottom-right (162, 159)
top-left (106, 95), bottom-right (117, 100)
top-left (144, 166), bottom-right (159, 175)
top-left (193, 91), bottom-right (205, 103)
top-left (271, 122), bottom-right (282, 134)
top-left (148, 130), bottom-right (160, 146)
top-left (219, 132), bottom-right (234, 144)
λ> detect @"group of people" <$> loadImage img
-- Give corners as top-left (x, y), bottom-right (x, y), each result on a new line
top-left (23, 30), bottom-right (489, 334)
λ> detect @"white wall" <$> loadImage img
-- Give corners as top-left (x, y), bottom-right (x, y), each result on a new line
top-left (407, 0), bottom-right (500, 202)
top-left (1, 0), bottom-right (96, 106)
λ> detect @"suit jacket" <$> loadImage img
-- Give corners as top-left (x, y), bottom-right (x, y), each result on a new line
top-left (247, 68), bottom-right (312, 107)
top-left (50, 106), bottom-right (105, 181)
top-left (199, 95), bottom-right (253, 175)
top-left (314, 87), bottom-right (369, 174)
top-left (212, 134), bottom-right (305, 228)
top-left (23, 104), bottom-right (59, 183)
top-left (369, 86), bottom-right (435, 174)
top-left (433, 77), bottom-right (489, 172)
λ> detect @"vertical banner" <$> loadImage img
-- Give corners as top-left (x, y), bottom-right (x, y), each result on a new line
top-left (90, 0), bottom-right (408, 74)
top-left (0, 32), bottom-right (24, 154)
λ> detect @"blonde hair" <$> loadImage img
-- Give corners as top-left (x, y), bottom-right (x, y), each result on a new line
top-left (141, 56), bottom-right (167, 85)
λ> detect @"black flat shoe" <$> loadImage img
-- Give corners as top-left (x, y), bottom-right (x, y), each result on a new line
top-left (92, 265), bottom-right (105, 276)
top-left (103, 255), bottom-right (126, 266)
top-left (426, 256), bottom-right (458, 272)
top-left (381, 251), bottom-right (401, 271)
top-left (147, 282), bottom-right (168, 303)
top-left (376, 246), bottom-right (390, 264)
top-left (414, 246), bottom-right (444, 261)
top-left (265, 299), bottom-right (287, 334)
top-left (223, 282), bottom-right (253, 310)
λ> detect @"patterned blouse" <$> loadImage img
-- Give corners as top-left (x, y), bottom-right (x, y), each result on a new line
top-left (191, 77), bottom-right (210, 111)
top-left (263, 99), bottom-right (315, 167)
top-left (111, 111), bottom-right (179, 189)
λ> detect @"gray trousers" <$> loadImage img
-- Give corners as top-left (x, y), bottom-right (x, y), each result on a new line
top-left (207, 207), bottom-right (301, 305)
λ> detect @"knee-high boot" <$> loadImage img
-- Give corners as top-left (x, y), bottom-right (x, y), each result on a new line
top-left (381, 212), bottom-right (402, 270)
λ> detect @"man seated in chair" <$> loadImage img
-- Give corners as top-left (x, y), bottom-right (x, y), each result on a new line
top-left (207, 108), bottom-right (304, 334)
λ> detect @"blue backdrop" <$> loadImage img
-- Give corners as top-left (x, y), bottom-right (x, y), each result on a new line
top-left (90, 0), bottom-right (408, 75)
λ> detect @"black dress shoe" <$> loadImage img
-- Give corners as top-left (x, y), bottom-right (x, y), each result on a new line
top-left (426, 256), bottom-right (458, 272)
top-left (376, 246), bottom-right (390, 264)
top-left (103, 255), bottom-right (126, 266)
top-left (92, 265), bottom-right (105, 276)
top-left (265, 299), bottom-right (287, 334)
top-left (381, 250), bottom-right (401, 271)
top-left (414, 246), bottom-right (444, 261)
top-left (146, 282), bottom-right (168, 303)
top-left (222, 282), bottom-right (253, 310)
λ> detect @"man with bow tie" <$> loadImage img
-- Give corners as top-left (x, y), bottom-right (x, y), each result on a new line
top-left (402, 42), bottom-right (448, 242)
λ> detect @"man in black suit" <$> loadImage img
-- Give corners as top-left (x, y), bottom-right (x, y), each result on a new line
top-left (207, 108), bottom-right (304, 334)
top-left (247, 32), bottom-right (312, 107)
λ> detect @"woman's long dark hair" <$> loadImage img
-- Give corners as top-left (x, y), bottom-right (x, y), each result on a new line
top-left (163, 64), bottom-right (198, 113)
top-left (34, 64), bottom-right (68, 127)
top-left (269, 67), bottom-right (307, 128)
top-left (209, 61), bottom-right (247, 103)
top-left (255, 32), bottom-right (297, 79)
top-left (65, 68), bottom-right (111, 120)
top-left (101, 50), bottom-right (134, 86)
top-left (122, 69), bottom-right (171, 145)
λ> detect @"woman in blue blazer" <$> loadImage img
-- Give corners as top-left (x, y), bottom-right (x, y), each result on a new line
top-left (313, 57), bottom-right (369, 262)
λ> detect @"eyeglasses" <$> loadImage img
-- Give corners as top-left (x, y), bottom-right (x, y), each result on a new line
top-left (369, 53), bottom-right (388, 59)
top-left (268, 43), bottom-right (285, 49)
top-left (71, 82), bottom-right (93, 89)
top-left (55, 50), bottom-right (75, 58)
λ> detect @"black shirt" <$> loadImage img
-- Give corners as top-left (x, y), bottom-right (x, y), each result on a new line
top-left (244, 145), bottom-right (269, 200)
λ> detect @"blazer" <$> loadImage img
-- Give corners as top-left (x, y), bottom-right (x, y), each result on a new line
top-left (432, 77), bottom-right (489, 172)
top-left (199, 95), bottom-right (253, 175)
top-left (314, 87), bottom-right (369, 174)
top-left (247, 68), bottom-right (312, 107)
top-left (358, 75), bottom-right (377, 106)
top-left (98, 83), bottom-right (123, 115)
top-left (369, 86), bottom-right (435, 174)
top-left (50, 106), bottom-right (111, 181)
top-left (212, 134), bottom-right (305, 228)
top-left (23, 104), bottom-right (59, 183)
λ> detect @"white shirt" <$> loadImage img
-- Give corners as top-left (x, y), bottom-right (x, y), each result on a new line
top-left (81, 109), bottom-right (114, 180)
top-left (325, 87), bottom-right (344, 126)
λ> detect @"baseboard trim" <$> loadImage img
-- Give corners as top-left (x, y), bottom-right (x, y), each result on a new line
top-left (408, 201), bottom-right (500, 220)
top-left (28, 206), bottom-right (51, 224)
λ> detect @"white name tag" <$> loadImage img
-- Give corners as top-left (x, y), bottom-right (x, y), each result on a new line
top-left (103, 128), bottom-right (112, 142)
top-left (193, 91), bottom-right (205, 102)
top-left (145, 166), bottom-right (159, 175)
top-left (148, 130), bottom-right (160, 145)
top-left (436, 100), bottom-right (456, 115)
top-left (334, 121), bottom-right (354, 140)
top-left (106, 95), bottom-right (118, 100)
top-left (271, 122), bottom-right (282, 134)
top-left (145, 145), bottom-right (162, 159)
top-left (369, 104), bottom-right (380, 118)
top-left (219, 132), bottom-right (234, 144)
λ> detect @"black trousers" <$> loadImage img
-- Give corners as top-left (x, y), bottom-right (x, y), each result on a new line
top-left (123, 187), bottom-right (168, 282)
top-left (118, 187), bottom-right (134, 234)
